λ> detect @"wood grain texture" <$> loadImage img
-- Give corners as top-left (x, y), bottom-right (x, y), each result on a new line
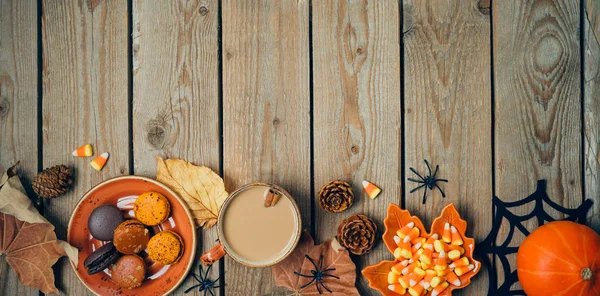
top-left (493, 0), bottom-right (581, 289)
top-left (585, 0), bottom-right (600, 232)
top-left (132, 0), bottom-right (221, 294)
top-left (222, 0), bottom-right (310, 294)
top-left (312, 0), bottom-right (401, 293)
top-left (403, 0), bottom-right (492, 294)
top-left (0, 0), bottom-right (39, 295)
top-left (42, 0), bottom-right (129, 294)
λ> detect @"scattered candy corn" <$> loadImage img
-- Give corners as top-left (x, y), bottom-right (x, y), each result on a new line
top-left (362, 180), bottom-right (381, 199)
top-left (385, 222), bottom-right (475, 296)
top-left (72, 144), bottom-right (93, 157)
top-left (90, 152), bottom-right (109, 171)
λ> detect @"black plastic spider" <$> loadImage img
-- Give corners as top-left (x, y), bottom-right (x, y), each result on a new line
top-left (408, 159), bottom-right (448, 204)
top-left (294, 254), bottom-right (340, 294)
top-left (184, 264), bottom-right (221, 296)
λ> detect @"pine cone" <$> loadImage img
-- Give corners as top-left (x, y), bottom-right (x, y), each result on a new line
top-left (32, 165), bottom-right (73, 198)
top-left (318, 180), bottom-right (354, 213)
top-left (337, 214), bottom-right (377, 255)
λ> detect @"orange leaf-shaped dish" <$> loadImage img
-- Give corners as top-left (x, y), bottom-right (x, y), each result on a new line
top-left (362, 203), bottom-right (480, 296)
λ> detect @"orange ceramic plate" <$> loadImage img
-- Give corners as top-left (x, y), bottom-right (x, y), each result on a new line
top-left (67, 176), bottom-right (196, 296)
top-left (362, 203), bottom-right (480, 296)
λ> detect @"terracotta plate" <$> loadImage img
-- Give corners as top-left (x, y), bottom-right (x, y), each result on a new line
top-left (67, 176), bottom-right (196, 296)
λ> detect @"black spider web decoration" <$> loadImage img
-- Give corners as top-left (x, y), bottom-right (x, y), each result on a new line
top-left (474, 180), bottom-right (593, 296)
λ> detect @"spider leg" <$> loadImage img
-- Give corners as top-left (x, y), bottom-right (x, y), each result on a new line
top-left (323, 274), bottom-right (340, 279)
top-left (424, 160), bottom-right (432, 176)
top-left (322, 268), bottom-right (336, 273)
top-left (294, 271), bottom-right (315, 278)
top-left (433, 164), bottom-right (439, 178)
top-left (434, 183), bottom-right (446, 198)
top-left (407, 178), bottom-right (425, 184)
top-left (184, 283), bottom-right (201, 293)
top-left (436, 178), bottom-right (448, 183)
top-left (410, 184), bottom-right (426, 193)
top-left (409, 167), bottom-right (425, 181)
top-left (209, 289), bottom-right (215, 296)
top-left (315, 280), bottom-right (323, 294)
top-left (320, 280), bottom-right (333, 293)
top-left (191, 273), bottom-right (202, 283)
top-left (422, 186), bottom-right (428, 204)
top-left (305, 255), bottom-right (319, 270)
top-left (319, 255), bottom-right (324, 271)
top-left (299, 277), bottom-right (317, 289)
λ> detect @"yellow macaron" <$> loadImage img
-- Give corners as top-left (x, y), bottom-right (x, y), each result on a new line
top-left (133, 191), bottom-right (171, 226)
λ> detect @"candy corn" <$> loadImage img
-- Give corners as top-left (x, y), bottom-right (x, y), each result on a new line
top-left (388, 284), bottom-right (406, 294)
top-left (450, 226), bottom-right (463, 246)
top-left (400, 241), bottom-right (413, 259)
top-left (408, 282), bottom-right (425, 296)
top-left (434, 240), bottom-right (450, 253)
top-left (397, 222), bottom-right (415, 239)
top-left (442, 223), bottom-right (451, 243)
top-left (394, 247), bottom-right (403, 259)
top-left (419, 244), bottom-right (434, 265)
top-left (446, 270), bottom-right (461, 286)
top-left (392, 261), bottom-right (408, 275)
top-left (422, 270), bottom-right (436, 289)
top-left (434, 250), bottom-right (447, 271)
top-left (402, 261), bottom-right (420, 275)
top-left (409, 267), bottom-right (426, 286)
top-left (430, 276), bottom-right (442, 288)
top-left (72, 144), bottom-right (93, 157)
top-left (449, 257), bottom-right (470, 269)
top-left (90, 152), bottom-right (109, 171)
top-left (411, 241), bottom-right (423, 254)
top-left (362, 180), bottom-right (381, 199)
top-left (448, 249), bottom-right (462, 260)
top-left (389, 271), bottom-right (400, 284)
top-left (449, 244), bottom-right (464, 255)
top-left (455, 264), bottom-right (474, 276)
top-left (411, 237), bottom-right (425, 246)
top-left (431, 281), bottom-right (449, 296)
top-left (404, 227), bottom-right (420, 243)
top-left (398, 274), bottom-right (411, 288)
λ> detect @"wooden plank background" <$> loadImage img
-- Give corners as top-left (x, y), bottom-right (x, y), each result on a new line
top-left (0, 0), bottom-right (598, 295)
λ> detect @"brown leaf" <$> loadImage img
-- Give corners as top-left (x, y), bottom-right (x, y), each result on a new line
top-left (156, 157), bottom-right (228, 228)
top-left (0, 213), bottom-right (66, 294)
top-left (272, 231), bottom-right (359, 295)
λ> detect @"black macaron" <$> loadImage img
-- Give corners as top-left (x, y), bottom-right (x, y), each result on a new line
top-left (84, 242), bottom-right (120, 275)
top-left (88, 204), bottom-right (124, 241)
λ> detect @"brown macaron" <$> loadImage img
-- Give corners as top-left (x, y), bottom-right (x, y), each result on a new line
top-left (110, 254), bottom-right (146, 289)
top-left (133, 192), bottom-right (171, 226)
top-left (147, 230), bottom-right (184, 265)
top-left (113, 220), bottom-right (150, 254)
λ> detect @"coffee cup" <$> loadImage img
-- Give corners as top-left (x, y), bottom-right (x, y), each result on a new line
top-left (201, 182), bottom-right (302, 267)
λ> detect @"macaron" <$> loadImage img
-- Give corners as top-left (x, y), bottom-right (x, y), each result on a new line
top-left (113, 220), bottom-right (150, 254)
top-left (88, 204), bottom-right (125, 241)
top-left (147, 230), bottom-right (184, 265)
top-left (133, 192), bottom-right (171, 226)
top-left (110, 254), bottom-right (146, 289)
top-left (83, 242), bottom-right (120, 275)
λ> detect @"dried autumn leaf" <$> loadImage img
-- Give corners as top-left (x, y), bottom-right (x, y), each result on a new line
top-left (0, 213), bottom-right (66, 294)
top-left (272, 231), bottom-right (359, 295)
top-left (156, 157), bottom-right (228, 228)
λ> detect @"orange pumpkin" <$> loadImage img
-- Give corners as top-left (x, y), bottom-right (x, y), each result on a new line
top-left (517, 221), bottom-right (600, 296)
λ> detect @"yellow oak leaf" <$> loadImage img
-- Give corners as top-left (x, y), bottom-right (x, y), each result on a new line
top-left (156, 157), bottom-right (228, 229)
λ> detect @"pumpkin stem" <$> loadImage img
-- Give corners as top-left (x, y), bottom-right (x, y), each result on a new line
top-left (582, 268), bottom-right (593, 281)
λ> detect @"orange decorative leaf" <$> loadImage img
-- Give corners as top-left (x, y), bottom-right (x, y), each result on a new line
top-left (363, 203), bottom-right (481, 296)
top-left (0, 213), bottom-right (66, 294)
top-left (273, 231), bottom-right (359, 295)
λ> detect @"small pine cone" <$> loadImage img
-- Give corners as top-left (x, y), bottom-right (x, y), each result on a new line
top-left (32, 165), bottom-right (73, 198)
top-left (318, 180), bottom-right (354, 213)
top-left (337, 214), bottom-right (377, 255)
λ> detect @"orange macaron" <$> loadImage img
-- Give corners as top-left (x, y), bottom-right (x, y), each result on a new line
top-left (147, 230), bottom-right (184, 265)
top-left (134, 191), bottom-right (171, 226)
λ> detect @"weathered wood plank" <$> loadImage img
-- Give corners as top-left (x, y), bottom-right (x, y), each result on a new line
top-left (493, 0), bottom-right (581, 290)
top-left (222, 0), bottom-right (310, 294)
top-left (403, 0), bottom-right (492, 294)
top-left (0, 0), bottom-right (39, 295)
top-left (312, 0), bottom-right (401, 294)
top-left (42, 0), bottom-right (129, 294)
top-left (585, 0), bottom-right (600, 232)
top-left (132, 0), bottom-right (221, 294)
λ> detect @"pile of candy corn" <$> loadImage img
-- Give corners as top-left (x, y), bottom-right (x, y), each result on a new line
top-left (387, 222), bottom-right (474, 296)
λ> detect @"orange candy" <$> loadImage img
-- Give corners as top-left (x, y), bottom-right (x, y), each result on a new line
top-left (90, 152), bottom-right (109, 171)
top-left (72, 144), bottom-right (93, 157)
top-left (362, 180), bottom-right (382, 199)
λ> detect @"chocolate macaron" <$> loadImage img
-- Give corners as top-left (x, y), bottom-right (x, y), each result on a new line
top-left (88, 204), bottom-right (125, 241)
top-left (147, 230), bottom-right (184, 265)
top-left (110, 254), bottom-right (146, 289)
top-left (113, 220), bottom-right (150, 254)
top-left (83, 242), bottom-right (120, 275)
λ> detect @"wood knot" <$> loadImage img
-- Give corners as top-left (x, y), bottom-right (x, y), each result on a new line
top-left (199, 6), bottom-right (209, 16)
top-left (272, 118), bottom-right (280, 126)
top-left (225, 51), bottom-right (233, 60)
top-left (0, 98), bottom-right (9, 117)
top-left (147, 126), bottom-right (166, 149)
top-left (350, 145), bottom-right (359, 154)
top-left (477, 0), bottom-right (490, 15)
top-left (356, 47), bottom-right (363, 54)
